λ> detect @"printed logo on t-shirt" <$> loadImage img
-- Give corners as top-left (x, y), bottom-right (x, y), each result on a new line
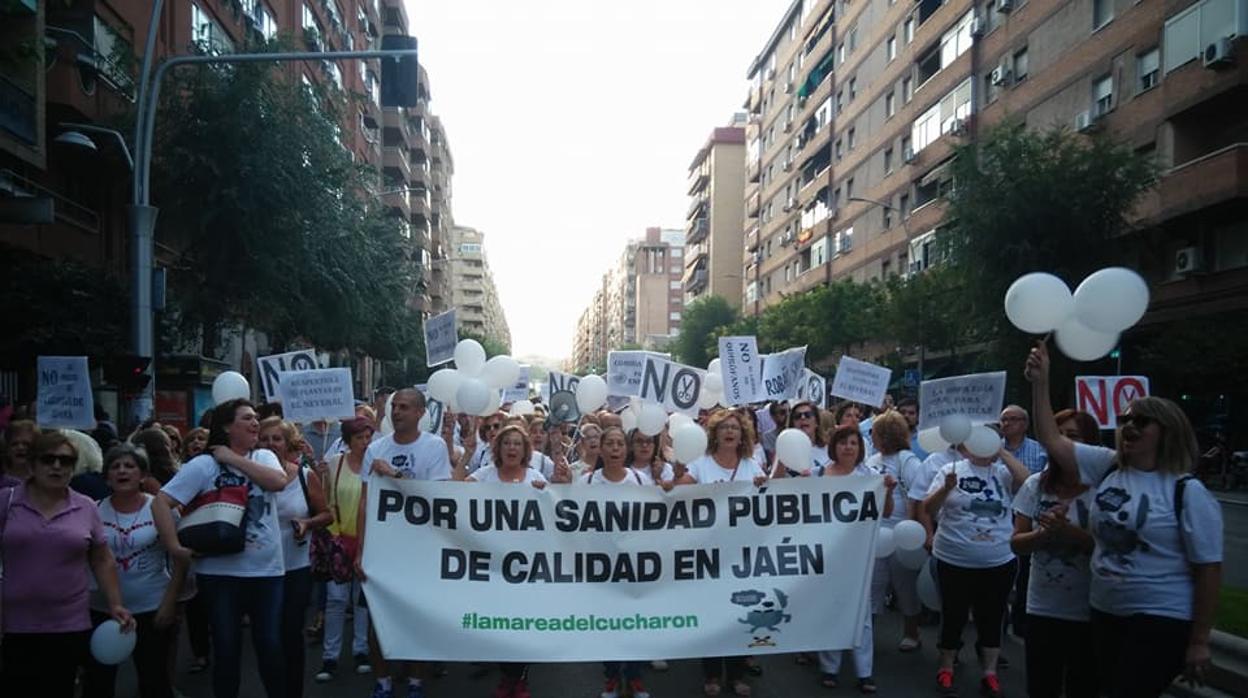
top-left (1094, 487), bottom-right (1151, 566)
top-left (1033, 498), bottom-right (1090, 590)
top-left (391, 453), bottom-right (411, 477)
top-left (958, 473), bottom-right (1008, 541)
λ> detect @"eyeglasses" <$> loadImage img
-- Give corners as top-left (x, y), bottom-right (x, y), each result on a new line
top-left (1117, 414), bottom-right (1157, 430)
top-left (483, 423), bottom-right (502, 432)
top-left (793, 410), bottom-right (816, 420)
top-left (38, 454), bottom-right (77, 468)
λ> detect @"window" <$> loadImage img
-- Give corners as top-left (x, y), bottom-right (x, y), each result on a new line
top-left (846, 176), bottom-right (855, 198)
top-left (887, 35), bottom-right (897, 61)
top-left (903, 76), bottom-right (913, 103)
top-left (901, 134), bottom-right (912, 158)
top-left (192, 3), bottom-right (235, 54)
top-left (886, 90), bottom-right (896, 117)
top-left (1137, 48), bottom-right (1160, 91)
top-left (835, 138), bottom-right (844, 160)
top-left (1093, 0), bottom-right (1113, 29)
top-left (884, 147), bottom-right (894, 173)
top-left (849, 77), bottom-right (857, 100)
top-left (883, 205), bottom-right (893, 229)
top-left (836, 89), bottom-right (845, 114)
top-left (1162, 0), bottom-right (1237, 73)
top-left (904, 15), bottom-right (915, 43)
top-left (1093, 74), bottom-right (1113, 116)
top-left (900, 193), bottom-right (911, 217)
top-left (847, 127), bottom-right (856, 150)
top-left (1013, 47), bottom-right (1029, 81)
top-left (838, 42), bottom-right (846, 64)
top-left (912, 77), bottom-right (973, 153)
top-left (246, 0), bottom-right (277, 40)
top-left (849, 25), bottom-right (859, 52)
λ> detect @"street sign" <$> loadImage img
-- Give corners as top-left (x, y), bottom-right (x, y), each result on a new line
top-left (1075, 376), bottom-right (1151, 429)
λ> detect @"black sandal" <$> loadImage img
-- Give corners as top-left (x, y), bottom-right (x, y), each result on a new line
top-left (821, 673), bottom-right (839, 689)
top-left (858, 677), bottom-right (878, 694)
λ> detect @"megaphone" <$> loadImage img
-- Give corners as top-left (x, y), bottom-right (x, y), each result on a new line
top-left (546, 390), bottom-right (581, 427)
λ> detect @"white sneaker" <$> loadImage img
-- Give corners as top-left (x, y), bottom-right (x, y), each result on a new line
top-left (898, 637), bottom-right (921, 652)
top-left (650, 659), bottom-right (669, 671)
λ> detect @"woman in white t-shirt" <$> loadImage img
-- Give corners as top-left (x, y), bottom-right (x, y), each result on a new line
top-left (567, 423), bottom-right (603, 482)
top-left (770, 400), bottom-right (829, 477)
top-left (1010, 408), bottom-right (1098, 698)
top-left (924, 437), bottom-right (1029, 698)
top-left (626, 428), bottom-right (673, 485)
top-left (82, 444), bottom-right (188, 698)
top-left (526, 416), bottom-right (558, 480)
top-left (1026, 342), bottom-right (1223, 698)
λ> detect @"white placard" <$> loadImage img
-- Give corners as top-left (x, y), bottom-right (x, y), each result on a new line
top-left (277, 368), bottom-right (357, 422)
top-left (256, 349), bottom-right (320, 402)
top-left (547, 371), bottom-right (582, 422)
top-left (362, 476), bottom-right (882, 662)
top-left (639, 356), bottom-right (706, 416)
top-left (607, 351), bottom-right (670, 398)
top-left (1075, 376), bottom-right (1150, 429)
top-left (718, 337), bottom-right (763, 405)
top-left (918, 371), bottom-right (1008, 430)
top-left (424, 398), bottom-right (445, 434)
top-left (796, 369), bottom-right (827, 408)
top-left (425, 310), bottom-right (459, 367)
top-left (36, 356), bottom-right (95, 430)
top-left (829, 357), bottom-right (892, 408)
top-left (504, 366), bottom-right (531, 403)
top-left (760, 347), bottom-right (807, 401)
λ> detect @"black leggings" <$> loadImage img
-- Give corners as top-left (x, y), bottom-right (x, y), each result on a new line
top-left (0, 630), bottom-right (91, 698)
top-left (1024, 615), bottom-right (1096, 698)
top-left (936, 558), bottom-right (1017, 651)
top-left (1091, 609), bottom-right (1190, 698)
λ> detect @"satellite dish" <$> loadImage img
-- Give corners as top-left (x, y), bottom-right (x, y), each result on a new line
top-left (546, 390), bottom-right (581, 426)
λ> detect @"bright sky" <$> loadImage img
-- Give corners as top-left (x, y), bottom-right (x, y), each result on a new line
top-left (406, 1), bottom-right (790, 361)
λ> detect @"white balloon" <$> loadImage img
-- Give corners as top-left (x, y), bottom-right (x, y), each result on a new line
top-left (90, 620), bottom-right (136, 665)
top-left (455, 378), bottom-right (490, 416)
top-left (1055, 315), bottom-right (1120, 362)
top-left (477, 389), bottom-right (502, 417)
top-left (917, 427), bottom-right (949, 455)
top-left (427, 368), bottom-right (462, 404)
top-left (511, 399), bottom-right (535, 416)
top-left (775, 428), bottom-right (813, 472)
top-left (917, 558), bottom-right (942, 610)
top-left (211, 371), bottom-right (250, 405)
top-left (481, 355), bottom-right (521, 390)
top-left (629, 396), bottom-right (642, 412)
top-left (894, 520), bottom-right (927, 551)
top-left (672, 423), bottom-right (708, 463)
top-left (965, 425), bottom-right (1003, 459)
top-left (697, 385), bottom-right (721, 410)
top-left (668, 412), bottom-right (693, 430)
top-left (620, 407), bottom-right (638, 433)
top-left (453, 339), bottom-right (487, 376)
top-left (1004, 272), bottom-right (1074, 334)
top-left (704, 372), bottom-right (724, 394)
top-left (875, 527), bottom-right (896, 558)
top-left (1074, 266), bottom-right (1149, 333)
top-left (938, 414), bottom-right (972, 445)
top-left (707, 358), bottom-right (721, 375)
top-left (637, 402), bottom-right (667, 436)
top-left (575, 374), bottom-right (609, 414)
top-left (895, 545), bottom-right (930, 570)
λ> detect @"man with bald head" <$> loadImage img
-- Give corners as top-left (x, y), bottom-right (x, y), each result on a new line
top-left (999, 404), bottom-right (1048, 474)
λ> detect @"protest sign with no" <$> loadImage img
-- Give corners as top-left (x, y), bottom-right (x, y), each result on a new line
top-left (918, 371), bottom-right (1007, 429)
top-left (639, 356), bottom-right (706, 416)
top-left (424, 310), bottom-right (458, 367)
top-left (256, 349), bottom-right (320, 402)
top-left (37, 356), bottom-right (95, 430)
top-left (829, 357), bottom-right (892, 408)
top-left (362, 476), bottom-right (882, 662)
top-left (1075, 376), bottom-right (1150, 429)
top-left (795, 369), bottom-right (826, 407)
top-left (277, 368), bottom-right (356, 422)
top-left (607, 351), bottom-right (669, 398)
top-left (760, 347), bottom-right (807, 401)
top-left (718, 337), bottom-right (763, 405)
top-left (547, 371), bottom-right (582, 422)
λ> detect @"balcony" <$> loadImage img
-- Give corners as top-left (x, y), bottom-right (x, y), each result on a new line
top-left (745, 225), bottom-right (760, 252)
top-left (1143, 143), bottom-right (1248, 224)
top-left (746, 192), bottom-right (761, 218)
top-left (687, 217), bottom-right (710, 244)
top-left (382, 145), bottom-right (411, 185)
top-left (687, 168), bottom-right (709, 196)
top-left (685, 268), bottom-right (709, 294)
top-left (686, 193), bottom-right (708, 220)
top-left (746, 158), bottom-right (760, 183)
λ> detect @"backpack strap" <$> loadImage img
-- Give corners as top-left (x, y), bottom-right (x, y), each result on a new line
top-left (1174, 474), bottom-right (1194, 559)
top-left (296, 463), bottom-right (311, 512)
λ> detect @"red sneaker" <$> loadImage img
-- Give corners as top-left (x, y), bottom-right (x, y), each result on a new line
top-left (628, 678), bottom-right (651, 698)
top-left (980, 673), bottom-right (1003, 698)
top-left (513, 678), bottom-right (532, 698)
top-left (493, 678), bottom-right (515, 698)
top-left (936, 668), bottom-right (957, 696)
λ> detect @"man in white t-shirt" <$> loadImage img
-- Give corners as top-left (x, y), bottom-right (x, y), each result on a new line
top-left (354, 388), bottom-right (450, 698)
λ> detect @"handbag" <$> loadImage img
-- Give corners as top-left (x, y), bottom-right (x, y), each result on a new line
top-left (177, 461), bottom-right (250, 556)
top-left (309, 455), bottom-right (357, 583)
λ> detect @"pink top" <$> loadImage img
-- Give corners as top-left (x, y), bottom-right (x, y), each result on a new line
top-left (1, 483), bottom-right (106, 633)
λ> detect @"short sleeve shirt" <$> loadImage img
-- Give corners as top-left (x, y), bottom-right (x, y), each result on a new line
top-left (582, 468), bottom-right (653, 486)
top-left (685, 455), bottom-right (765, 484)
top-left (1012, 474), bottom-right (1094, 621)
top-left (926, 459), bottom-right (1017, 569)
top-left (867, 451), bottom-right (924, 528)
top-left (470, 465), bottom-right (547, 485)
top-left (361, 433), bottom-right (452, 484)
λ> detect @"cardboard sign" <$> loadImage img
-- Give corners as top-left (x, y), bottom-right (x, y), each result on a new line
top-left (424, 310), bottom-right (458, 367)
top-left (919, 371), bottom-right (1007, 429)
top-left (1075, 376), bottom-right (1150, 429)
top-left (547, 371), bottom-right (582, 422)
top-left (639, 356), bottom-right (706, 416)
top-left (718, 337), bottom-right (763, 405)
top-left (277, 368), bottom-right (356, 422)
top-left (256, 349), bottom-right (320, 402)
top-left (608, 351), bottom-right (670, 397)
top-left (829, 356), bottom-right (892, 408)
top-left (424, 398), bottom-right (445, 434)
top-left (504, 366), bottom-right (531, 403)
top-left (37, 356), bottom-right (95, 430)
top-left (796, 369), bottom-right (826, 407)
top-left (760, 347), bottom-right (807, 401)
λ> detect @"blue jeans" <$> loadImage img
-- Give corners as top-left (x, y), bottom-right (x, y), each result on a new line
top-left (198, 574), bottom-right (285, 698)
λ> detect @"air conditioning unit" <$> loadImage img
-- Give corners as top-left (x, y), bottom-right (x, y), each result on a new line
top-left (780, 230), bottom-right (795, 245)
top-left (782, 160), bottom-right (793, 171)
top-left (1174, 246), bottom-right (1203, 275)
top-left (1203, 37), bottom-right (1235, 68)
top-left (998, 0), bottom-right (1014, 13)
top-left (970, 14), bottom-right (985, 37)
top-left (949, 118), bottom-right (968, 135)
top-left (903, 146), bottom-right (917, 163)
top-left (1074, 110), bottom-right (1100, 133)
top-left (783, 119), bottom-right (794, 132)
top-left (991, 64), bottom-right (1012, 86)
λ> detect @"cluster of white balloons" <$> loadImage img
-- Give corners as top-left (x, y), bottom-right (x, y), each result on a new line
top-left (916, 413), bottom-right (1003, 459)
top-left (1004, 267), bottom-right (1149, 361)
top-left (701, 358), bottom-right (726, 409)
top-left (427, 340), bottom-right (521, 418)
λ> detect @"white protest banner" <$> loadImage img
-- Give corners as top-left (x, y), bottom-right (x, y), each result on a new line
top-left (1075, 376), bottom-right (1150, 429)
top-left (795, 369), bottom-right (826, 408)
top-left (918, 371), bottom-right (1008, 429)
top-left (256, 349), bottom-right (320, 402)
top-left (362, 476), bottom-right (882, 662)
top-left (718, 337), bottom-right (763, 405)
top-left (639, 356), bottom-right (706, 416)
top-left (760, 347), bottom-right (807, 401)
top-left (424, 310), bottom-right (458, 367)
top-left (504, 366), bottom-right (531, 403)
top-left (829, 356), bottom-right (892, 408)
top-left (277, 368), bottom-right (356, 422)
top-left (36, 356), bottom-right (95, 430)
top-left (607, 351), bottom-right (670, 398)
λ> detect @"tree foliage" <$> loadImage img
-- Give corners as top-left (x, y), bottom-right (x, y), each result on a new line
top-left (671, 295), bottom-right (738, 367)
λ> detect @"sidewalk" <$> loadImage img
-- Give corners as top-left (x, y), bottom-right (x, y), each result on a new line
top-left (1214, 489), bottom-right (1248, 507)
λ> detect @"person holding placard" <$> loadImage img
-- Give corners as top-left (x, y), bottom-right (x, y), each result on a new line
top-left (924, 434), bottom-right (1029, 698)
top-left (1026, 342), bottom-right (1223, 698)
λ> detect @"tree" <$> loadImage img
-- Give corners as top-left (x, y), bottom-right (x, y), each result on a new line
top-left (671, 296), bottom-right (738, 367)
top-left (758, 280), bottom-right (883, 359)
top-left (879, 265), bottom-right (973, 361)
top-left (460, 331), bottom-right (510, 359)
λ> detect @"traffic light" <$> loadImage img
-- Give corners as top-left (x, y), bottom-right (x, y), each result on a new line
top-left (104, 356), bottom-right (152, 393)
top-left (380, 35), bottom-right (419, 108)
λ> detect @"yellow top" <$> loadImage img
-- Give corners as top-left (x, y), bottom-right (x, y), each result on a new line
top-left (327, 453), bottom-right (363, 539)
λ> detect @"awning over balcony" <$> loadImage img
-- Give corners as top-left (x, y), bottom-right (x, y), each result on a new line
top-left (797, 51), bottom-right (835, 99)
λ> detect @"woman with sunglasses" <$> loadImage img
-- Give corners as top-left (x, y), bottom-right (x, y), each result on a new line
top-left (628, 428), bottom-right (674, 485)
top-left (769, 400), bottom-right (829, 477)
top-left (1, 431), bottom-right (135, 697)
top-left (1026, 342), bottom-right (1223, 698)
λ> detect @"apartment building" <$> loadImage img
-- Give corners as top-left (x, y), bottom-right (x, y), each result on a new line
top-left (743, 0), bottom-right (1247, 329)
top-left (428, 114), bottom-right (455, 313)
top-left (685, 121), bottom-right (747, 307)
top-left (448, 225), bottom-right (512, 350)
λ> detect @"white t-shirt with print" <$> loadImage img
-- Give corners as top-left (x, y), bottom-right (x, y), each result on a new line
top-left (1074, 443), bottom-right (1223, 620)
top-left (582, 468), bottom-right (653, 486)
top-left (92, 495), bottom-right (169, 613)
top-left (1012, 473), bottom-right (1094, 622)
top-left (361, 432), bottom-right (452, 484)
top-left (910, 448), bottom-right (959, 502)
top-left (685, 455), bottom-right (765, 484)
top-left (926, 459), bottom-right (1017, 569)
top-left (162, 449), bottom-right (286, 578)
top-left (867, 451), bottom-right (924, 528)
top-left (470, 465), bottom-right (547, 485)
top-left (275, 469), bottom-right (311, 572)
